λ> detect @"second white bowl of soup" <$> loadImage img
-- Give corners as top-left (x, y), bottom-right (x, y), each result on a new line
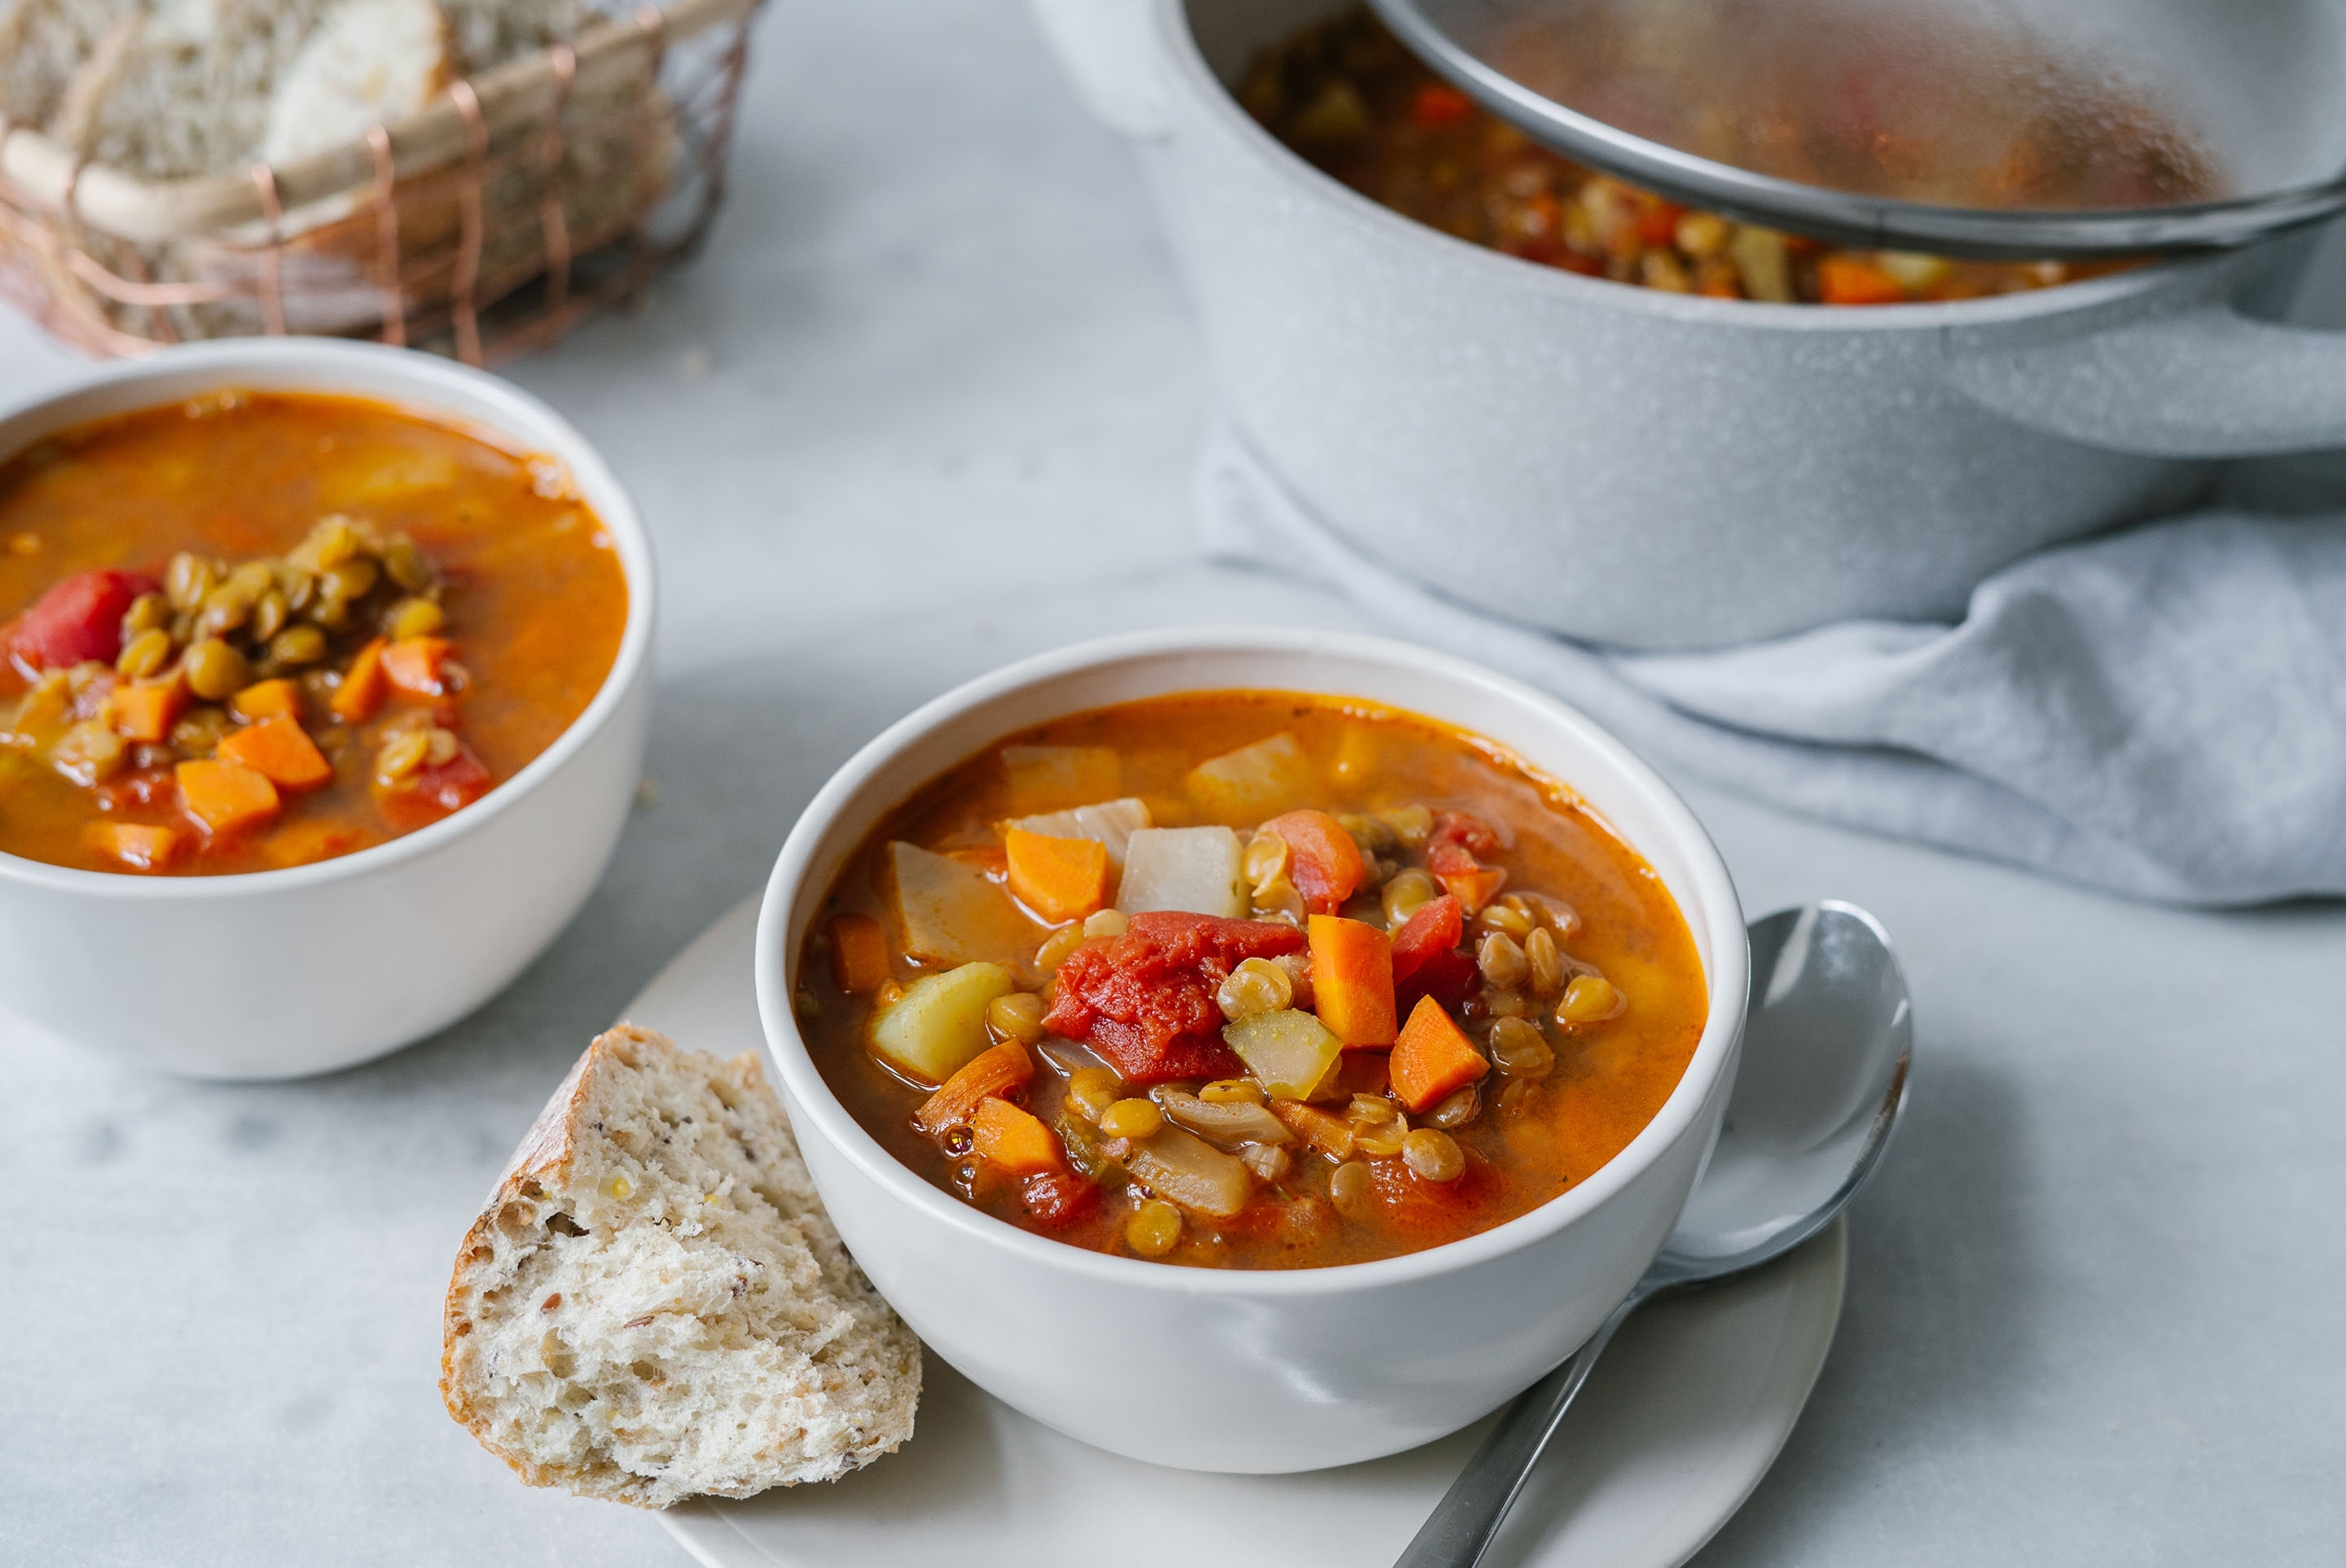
top-left (755, 627), bottom-right (1746, 1471)
top-left (0, 340), bottom-right (652, 1078)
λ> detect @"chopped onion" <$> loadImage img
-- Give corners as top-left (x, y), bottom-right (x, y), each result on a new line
top-left (1155, 1088), bottom-right (1294, 1150)
top-left (1114, 826), bottom-right (1245, 918)
top-left (1125, 1126), bottom-right (1254, 1218)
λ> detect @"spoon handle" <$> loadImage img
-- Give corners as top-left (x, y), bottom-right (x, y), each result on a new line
top-left (1392, 1289), bottom-right (1646, 1568)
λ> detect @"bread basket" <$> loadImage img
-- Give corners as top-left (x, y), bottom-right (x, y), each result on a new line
top-left (0, 0), bottom-right (758, 364)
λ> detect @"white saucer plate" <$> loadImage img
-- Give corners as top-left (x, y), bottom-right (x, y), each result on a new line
top-left (628, 899), bottom-right (1846, 1568)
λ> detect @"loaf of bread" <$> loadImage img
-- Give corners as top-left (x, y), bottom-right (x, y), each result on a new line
top-left (442, 1026), bottom-right (921, 1509)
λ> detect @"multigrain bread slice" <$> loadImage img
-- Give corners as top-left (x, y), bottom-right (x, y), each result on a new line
top-left (442, 1026), bottom-right (920, 1508)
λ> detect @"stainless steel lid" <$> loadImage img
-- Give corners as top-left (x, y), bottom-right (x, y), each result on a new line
top-left (1366, 0), bottom-right (2346, 257)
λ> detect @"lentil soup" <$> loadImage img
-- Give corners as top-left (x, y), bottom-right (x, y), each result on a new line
top-left (796, 692), bottom-right (1707, 1270)
top-left (0, 390), bottom-right (628, 876)
top-left (1243, 7), bottom-right (2133, 305)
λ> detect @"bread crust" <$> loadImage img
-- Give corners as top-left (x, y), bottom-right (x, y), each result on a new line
top-left (441, 1025), bottom-right (919, 1507)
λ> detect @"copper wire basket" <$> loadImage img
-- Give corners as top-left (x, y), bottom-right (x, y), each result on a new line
top-left (0, 0), bottom-right (758, 366)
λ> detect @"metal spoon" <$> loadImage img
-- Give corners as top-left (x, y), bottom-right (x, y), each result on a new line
top-left (1396, 900), bottom-right (1913, 1568)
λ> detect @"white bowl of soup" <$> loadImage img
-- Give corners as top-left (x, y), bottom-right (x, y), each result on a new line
top-left (0, 340), bottom-right (652, 1079)
top-left (753, 627), bottom-right (1747, 1472)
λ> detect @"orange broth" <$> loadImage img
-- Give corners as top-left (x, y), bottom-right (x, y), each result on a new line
top-left (0, 390), bottom-right (627, 875)
top-left (798, 692), bottom-right (1708, 1269)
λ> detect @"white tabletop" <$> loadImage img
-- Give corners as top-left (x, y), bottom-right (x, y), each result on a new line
top-left (5, 2), bottom-right (2343, 1564)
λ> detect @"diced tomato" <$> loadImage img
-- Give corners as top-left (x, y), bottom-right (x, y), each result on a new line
top-left (375, 744), bottom-right (494, 832)
top-left (1367, 1145), bottom-right (1495, 1236)
top-left (1396, 947), bottom-right (1479, 1016)
top-left (1262, 809), bottom-right (1365, 915)
top-left (1409, 82), bottom-right (1473, 130)
top-left (94, 767), bottom-right (175, 813)
top-left (1635, 200), bottom-right (1686, 245)
top-left (1426, 811), bottom-right (1508, 913)
top-left (1019, 1170), bottom-right (1101, 1230)
top-left (3, 569), bottom-right (157, 674)
top-left (1042, 911), bottom-right (1306, 1084)
top-left (1428, 810), bottom-right (1502, 862)
top-left (1389, 894), bottom-right (1463, 984)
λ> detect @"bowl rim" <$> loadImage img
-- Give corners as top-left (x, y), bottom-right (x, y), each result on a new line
top-left (1159, 0), bottom-right (2244, 332)
top-left (753, 625), bottom-right (1750, 1298)
top-left (0, 338), bottom-right (655, 900)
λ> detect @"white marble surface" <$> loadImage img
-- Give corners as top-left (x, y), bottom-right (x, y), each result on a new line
top-left (2, 2), bottom-right (2342, 1564)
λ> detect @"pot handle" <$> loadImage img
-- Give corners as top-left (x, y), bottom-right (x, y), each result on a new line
top-left (1946, 298), bottom-right (2346, 457)
top-left (1027, 0), bottom-right (1177, 141)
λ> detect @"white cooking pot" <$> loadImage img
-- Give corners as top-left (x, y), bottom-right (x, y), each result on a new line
top-left (1035, 0), bottom-right (2346, 649)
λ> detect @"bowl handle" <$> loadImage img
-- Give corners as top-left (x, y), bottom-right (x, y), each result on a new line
top-left (1945, 298), bottom-right (2346, 457)
top-left (1027, 0), bottom-right (1177, 141)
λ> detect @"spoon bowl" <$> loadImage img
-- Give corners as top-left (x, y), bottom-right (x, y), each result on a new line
top-left (1658, 902), bottom-right (1913, 1280)
top-left (1398, 900), bottom-right (1913, 1567)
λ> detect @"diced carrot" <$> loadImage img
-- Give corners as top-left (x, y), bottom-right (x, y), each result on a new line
top-left (331, 638), bottom-right (387, 723)
top-left (1818, 255), bottom-right (1908, 305)
top-left (175, 759), bottom-right (280, 835)
top-left (1263, 810), bottom-right (1366, 915)
top-left (107, 680), bottom-right (186, 744)
top-left (1308, 913), bottom-right (1396, 1049)
top-left (82, 821), bottom-right (181, 872)
top-left (1004, 827), bottom-right (1112, 925)
top-left (915, 1041), bottom-right (1035, 1134)
top-left (1409, 82), bottom-right (1472, 129)
top-left (1438, 864), bottom-right (1507, 915)
top-left (230, 678), bottom-right (301, 723)
top-left (262, 818), bottom-right (370, 868)
top-left (1390, 894), bottom-right (1463, 984)
top-left (214, 716), bottom-right (332, 790)
top-left (1269, 1098), bottom-right (1356, 1160)
top-left (1390, 995), bottom-right (1491, 1113)
top-left (971, 1096), bottom-right (1062, 1175)
top-left (380, 636), bottom-right (455, 696)
top-left (828, 912), bottom-right (893, 995)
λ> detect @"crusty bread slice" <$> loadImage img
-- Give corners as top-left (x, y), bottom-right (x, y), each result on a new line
top-left (77, 0), bottom-right (327, 180)
top-left (442, 1025), bottom-right (920, 1508)
top-left (261, 0), bottom-right (450, 165)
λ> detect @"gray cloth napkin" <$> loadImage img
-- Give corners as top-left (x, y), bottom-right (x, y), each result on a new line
top-left (1197, 423), bottom-right (2346, 906)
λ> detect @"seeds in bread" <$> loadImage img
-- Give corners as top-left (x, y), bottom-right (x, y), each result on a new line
top-left (441, 1025), bottom-right (920, 1508)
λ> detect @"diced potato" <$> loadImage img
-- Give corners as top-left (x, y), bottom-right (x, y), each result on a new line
top-left (869, 961), bottom-right (1016, 1084)
top-left (1114, 826), bottom-right (1245, 918)
top-left (1225, 1008), bottom-right (1346, 1100)
top-left (1003, 797), bottom-right (1153, 869)
top-left (1001, 745), bottom-right (1121, 809)
top-left (1124, 1126), bottom-right (1253, 1218)
top-left (1185, 732), bottom-right (1315, 821)
top-left (888, 841), bottom-right (1039, 966)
